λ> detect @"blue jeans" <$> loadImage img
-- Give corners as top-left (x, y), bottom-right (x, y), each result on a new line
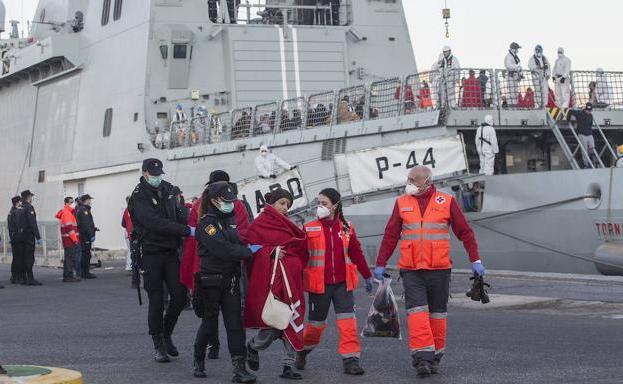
top-left (74, 243), bottom-right (82, 275)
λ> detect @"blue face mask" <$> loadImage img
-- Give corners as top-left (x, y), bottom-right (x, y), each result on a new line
top-left (147, 175), bottom-right (163, 187)
top-left (218, 201), bottom-right (234, 214)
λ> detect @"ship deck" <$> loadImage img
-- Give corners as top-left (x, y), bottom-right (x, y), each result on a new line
top-left (1, 262), bottom-right (623, 383)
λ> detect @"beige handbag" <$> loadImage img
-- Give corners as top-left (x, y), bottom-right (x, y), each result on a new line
top-left (261, 247), bottom-right (294, 330)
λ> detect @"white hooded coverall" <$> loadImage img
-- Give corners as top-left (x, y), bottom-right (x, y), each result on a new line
top-left (553, 53), bottom-right (572, 108)
top-left (433, 52), bottom-right (460, 108)
top-left (255, 147), bottom-right (292, 178)
top-left (475, 117), bottom-right (499, 176)
top-left (504, 51), bottom-right (522, 106)
top-left (528, 54), bottom-right (551, 108)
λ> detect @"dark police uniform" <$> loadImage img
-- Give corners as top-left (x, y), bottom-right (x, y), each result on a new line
top-left (193, 181), bottom-right (255, 383)
top-left (128, 158), bottom-right (190, 362)
top-left (76, 196), bottom-right (97, 278)
top-left (8, 197), bottom-right (21, 284)
top-left (15, 191), bottom-right (42, 285)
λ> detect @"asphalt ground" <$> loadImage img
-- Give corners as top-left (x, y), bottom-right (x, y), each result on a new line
top-left (1, 262), bottom-right (623, 384)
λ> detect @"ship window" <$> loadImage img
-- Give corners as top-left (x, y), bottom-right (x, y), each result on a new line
top-left (103, 108), bottom-right (113, 137)
top-left (38, 170), bottom-right (45, 183)
top-left (113, 0), bottom-right (123, 21)
top-left (173, 44), bottom-right (187, 59)
top-left (156, 112), bottom-right (168, 119)
top-left (101, 0), bottom-right (111, 26)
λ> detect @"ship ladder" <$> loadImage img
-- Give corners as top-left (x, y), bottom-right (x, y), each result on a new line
top-left (546, 112), bottom-right (600, 169)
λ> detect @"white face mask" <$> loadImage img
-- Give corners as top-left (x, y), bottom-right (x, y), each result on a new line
top-left (316, 205), bottom-right (331, 219)
top-left (405, 183), bottom-right (420, 196)
top-left (260, 151), bottom-right (268, 157)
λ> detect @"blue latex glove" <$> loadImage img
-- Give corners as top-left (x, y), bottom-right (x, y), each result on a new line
top-left (248, 244), bottom-right (263, 253)
top-left (365, 277), bottom-right (374, 293)
top-left (472, 261), bottom-right (486, 276)
top-left (188, 226), bottom-right (196, 237)
top-left (373, 266), bottom-right (385, 281)
top-left (90, 236), bottom-right (96, 242)
top-left (36, 239), bottom-right (43, 246)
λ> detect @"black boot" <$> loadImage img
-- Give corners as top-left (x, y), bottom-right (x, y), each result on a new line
top-left (151, 334), bottom-right (171, 363)
top-left (163, 333), bottom-right (179, 357)
top-left (246, 343), bottom-right (259, 371)
top-left (343, 357), bottom-right (365, 375)
top-left (207, 344), bottom-right (219, 359)
top-left (294, 350), bottom-right (308, 370)
top-left (232, 356), bottom-right (256, 383)
top-left (193, 345), bottom-right (207, 378)
top-left (430, 354), bottom-right (442, 374)
top-left (26, 271), bottom-right (42, 286)
top-left (413, 360), bottom-right (432, 377)
top-left (280, 366), bottom-right (302, 380)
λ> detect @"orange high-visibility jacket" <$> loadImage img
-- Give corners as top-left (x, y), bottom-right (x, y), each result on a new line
top-left (397, 192), bottom-right (453, 270)
top-left (55, 205), bottom-right (79, 248)
top-left (303, 220), bottom-right (359, 294)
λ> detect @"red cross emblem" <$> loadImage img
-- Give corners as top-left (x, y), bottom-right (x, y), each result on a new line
top-left (435, 196), bottom-right (446, 205)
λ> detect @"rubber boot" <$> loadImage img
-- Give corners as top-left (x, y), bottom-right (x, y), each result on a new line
top-left (232, 356), bottom-right (256, 383)
top-left (246, 343), bottom-right (259, 371)
top-left (343, 357), bottom-right (365, 375)
top-left (279, 366), bottom-right (303, 380)
top-left (294, 350), bottom-right (309, 370)
top-left (152, 334), bottom-right (171, 363)
top-left (193, 345), bottom-right (207, 378)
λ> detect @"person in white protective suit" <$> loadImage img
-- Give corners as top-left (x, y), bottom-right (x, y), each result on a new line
top-left (504, 42), bottom-right (523, 106)
top-left (433, 46), bottom-right (460, 108)
top-left (553, 48), bottom-right (572, 108)
top-left (475, 115), bottom-right (499, 176)
top-left (255, 144), bottom-right (294, 178)
top-left (595, 68), bottom-right (614, 108)
top-left (528, 45), bottom-right (551, 108)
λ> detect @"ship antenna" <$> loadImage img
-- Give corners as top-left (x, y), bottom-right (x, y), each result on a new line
top-left (442, 0), bottom-right (451, 38)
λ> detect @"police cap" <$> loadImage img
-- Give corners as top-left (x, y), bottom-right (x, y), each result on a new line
top-left (142, 158), bottom-right (165, 176)
top-left (208, 181), bottom-right (237, 203)
top-left (11, 196), bottom-right (21, 205)
top-left (20, 190), bottom-right (34, 198)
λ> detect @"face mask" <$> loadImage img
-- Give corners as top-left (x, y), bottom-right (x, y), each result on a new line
top-left (405, 183), bottom-right (420, 195)
top-left (536, 52), bottom-right (542, 58)
top-left (316, 205), bottom-right (331, 219)
top-left (147, 175), bottom-right (163, 187)
top-left (260, 151), bottom-right (268, 157)
top-left (218, 201), bottom-right (234, 214)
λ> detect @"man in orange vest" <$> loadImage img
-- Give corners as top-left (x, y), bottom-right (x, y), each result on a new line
top-left (374, 166), bottom-right (485, 377)
top-left (55, 197), bottom-right (81, 283)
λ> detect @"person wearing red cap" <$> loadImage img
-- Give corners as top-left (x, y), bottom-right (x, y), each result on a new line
top-left (374, 166), bottom-right (485, 377)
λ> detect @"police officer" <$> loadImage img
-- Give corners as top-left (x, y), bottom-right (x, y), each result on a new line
top-left (128, 158), bottom-right (192, 363)
top-left (8, 196), bottom-right (22, 284)
top-left (193, 181), bottom-right (256, 383)
top-left (15, 190), bottom-right (43, 286)
top-left (77, 194), bottom-right (97, 279)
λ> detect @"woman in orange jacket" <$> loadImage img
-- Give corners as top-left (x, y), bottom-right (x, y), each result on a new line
top-left (295, 188), bottom-right (373, 376)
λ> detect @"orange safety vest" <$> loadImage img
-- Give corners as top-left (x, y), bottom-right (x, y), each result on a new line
top-left (303, 220), bottom-right (359, 294)
top-left (397, 192), bottom-right (453, 270)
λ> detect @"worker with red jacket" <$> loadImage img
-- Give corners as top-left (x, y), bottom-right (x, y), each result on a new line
top-left (374, 166), bottom-right (485, 377)
top-left (179, 169), bottom-right (251, 359)
top-left (55, 197), bottom-right (81, 283)
top-left (295, 188), bottom-right (373, 376)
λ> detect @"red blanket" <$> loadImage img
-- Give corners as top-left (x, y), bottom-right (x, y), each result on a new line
top-left (244, 205), bottom-right (308, 351)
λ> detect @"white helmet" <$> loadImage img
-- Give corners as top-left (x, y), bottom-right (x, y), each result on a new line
top-left (484, 115), bottom-right (494, 126)
top-left (442, 45), bottom-right (451, 52)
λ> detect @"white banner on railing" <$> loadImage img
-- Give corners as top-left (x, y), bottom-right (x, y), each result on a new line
top-left (339, 135), bottom-right (467, 195)
top-left (237, 168), bottom-right (308, 217)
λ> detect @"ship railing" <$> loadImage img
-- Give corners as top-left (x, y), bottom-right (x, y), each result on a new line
top-left (440, 68), bottom-right (498, 110)
top-left (231, 1), bottom-right (348, 26)
top-left (493, 69), bottom-right (546, 110)
top-left (403, 70), bottom-right (441, 114)
top-left (306, 91), bottom-right (336, 128)
top-left (277, 97), bottom-right (307, 133)
top-left (252, 101), bottom-right (279, 137)
top-left (570, 70), bottom-right (623, 110)
top-left (209, 112), bottom-right (231, 143)
top-left (336, 84), bottom-right (367, 124)
top-left (229, 107), bottom-right (254, 140)
top-left (369, 77), bottom-right (402, 120)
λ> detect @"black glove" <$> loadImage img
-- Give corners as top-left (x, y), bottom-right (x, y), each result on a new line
top-left (270, 174), bottom-right (277, 179)
top-left (560, 78), bottom-right (565, 84)
top-left (290, 166), bottom-right (296, 170)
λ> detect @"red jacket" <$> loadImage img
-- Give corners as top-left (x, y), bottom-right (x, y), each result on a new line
top-left (319, 217), bottom-right (372, 285)
top-left (376, 186), bottom-right (480, 267)
top-left (461, 75), bottom-right (483, 108)
top-left (179, 198), bottom-right (251, 292)
top-left (121, 208), bottom-right (133, 239)
top-left (55, 204), bottom-right (79, 248)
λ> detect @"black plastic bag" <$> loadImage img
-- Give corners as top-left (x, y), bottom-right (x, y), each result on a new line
top-left (362, 276), bottom-right (401, 338)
